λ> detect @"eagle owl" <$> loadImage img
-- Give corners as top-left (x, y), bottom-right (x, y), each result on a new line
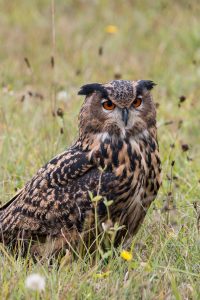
top-left (0, 80), bottom-right (161, 256)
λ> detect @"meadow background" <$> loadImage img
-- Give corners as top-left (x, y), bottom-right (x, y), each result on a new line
top-left (0, 0), bottom-right (200, 299)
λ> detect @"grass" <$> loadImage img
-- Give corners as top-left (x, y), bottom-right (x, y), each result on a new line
top-left (0, 0), bottom-right (200, 299)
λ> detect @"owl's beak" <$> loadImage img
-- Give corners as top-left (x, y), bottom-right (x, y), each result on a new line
top-left (122, 108), bottom-right (129, 126)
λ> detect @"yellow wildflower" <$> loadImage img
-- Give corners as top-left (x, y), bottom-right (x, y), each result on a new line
top-left (120, 250), bottom-right (132, 261)
top-left (105, 25), bottom-right (118, 34)
top-left (94, 271), bottom-right (111, 279)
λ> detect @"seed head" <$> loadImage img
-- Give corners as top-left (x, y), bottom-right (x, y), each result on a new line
top-left (25, 273), bottom-right (45, 292)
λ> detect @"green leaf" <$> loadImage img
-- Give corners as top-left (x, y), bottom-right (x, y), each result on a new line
top-left (92, 195), bottom-right (102, 202)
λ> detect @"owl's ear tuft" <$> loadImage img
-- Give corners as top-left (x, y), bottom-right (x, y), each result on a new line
top-left (137, 80), bottom-right (156, 94)
top-left (78, 83), bottom-right (108, 98)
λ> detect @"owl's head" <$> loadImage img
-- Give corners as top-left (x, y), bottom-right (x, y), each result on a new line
top-left (78, 80), bottom-right (156, 140)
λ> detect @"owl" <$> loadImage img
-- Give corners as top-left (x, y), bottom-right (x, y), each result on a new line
top-left (0, 80), bottom-right (161, 257)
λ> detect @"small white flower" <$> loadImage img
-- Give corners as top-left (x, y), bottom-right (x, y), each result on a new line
top-left (25, 273), bottom-right (45, 292)
top-left (57, 90), bottom-right (68, 101)
top-left (101, 219), bottom-right (113, 232)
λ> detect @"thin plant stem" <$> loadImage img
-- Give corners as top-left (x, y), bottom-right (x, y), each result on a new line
top-left (51, 0), bottom-right (56, 116)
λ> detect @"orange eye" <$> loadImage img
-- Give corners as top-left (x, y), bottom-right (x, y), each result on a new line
top-left (102, 100), bottom-right (116, 110)
top-left (133, 98), bottom-right (142, 108)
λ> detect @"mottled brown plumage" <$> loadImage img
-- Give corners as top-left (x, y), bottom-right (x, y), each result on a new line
top-left (0, 79), bottom-right (161, 256)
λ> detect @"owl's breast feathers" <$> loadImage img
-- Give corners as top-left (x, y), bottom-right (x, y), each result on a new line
top-left (0, 129), bottom-right (161, 247)
top-left (92, 128), bottom-right (161, 237)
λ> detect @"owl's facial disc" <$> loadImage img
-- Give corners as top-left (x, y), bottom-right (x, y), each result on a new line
top-left (78, 79), bottom-right (157, 138)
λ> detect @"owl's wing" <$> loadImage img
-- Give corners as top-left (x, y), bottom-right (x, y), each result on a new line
top-left (0, 146), bottom-right (98, 241)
